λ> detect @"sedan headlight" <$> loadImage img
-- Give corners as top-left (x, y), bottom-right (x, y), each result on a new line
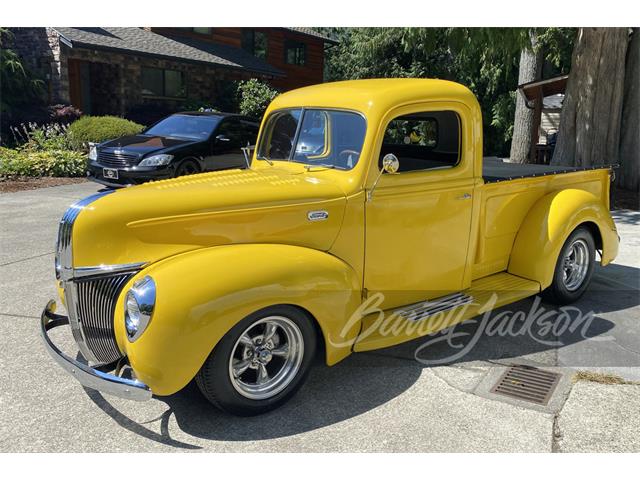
top-left (88, 144), bottom-right (98, 161)
top-left (124, 276), bottom-right (156, 342)
top-left (139, 154), bottom-right (173, 167)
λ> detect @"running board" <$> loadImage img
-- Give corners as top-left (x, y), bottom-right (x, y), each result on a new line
top-left (353, 272), bottom-right (541, 352)
top-left (394, 292), bottom-right (474, 322)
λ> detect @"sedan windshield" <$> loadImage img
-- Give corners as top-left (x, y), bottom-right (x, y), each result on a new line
top-left (145, 115), bottom-right (222, 140)
top-left (257, 109), bottom-right (366, 170)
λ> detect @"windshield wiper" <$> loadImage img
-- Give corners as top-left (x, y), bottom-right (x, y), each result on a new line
top-left (304, 163), bottom-right (337, 171)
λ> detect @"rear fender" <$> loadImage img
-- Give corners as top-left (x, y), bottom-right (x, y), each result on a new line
top-left (113, 244), bottom-right (362, 395)
top-left (508, 189), bottom-right (618, 289)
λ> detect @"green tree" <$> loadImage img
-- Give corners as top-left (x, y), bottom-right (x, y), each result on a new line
top-left (0, 28), bottom-right (44, 117)
top-left (318, 27), bottom-right (575, 158)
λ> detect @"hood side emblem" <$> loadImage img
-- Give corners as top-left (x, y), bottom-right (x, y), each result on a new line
top-left (307, 210), bottom-right (329, 222)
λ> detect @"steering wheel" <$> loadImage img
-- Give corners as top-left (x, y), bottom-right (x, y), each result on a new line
top-left (337, 149), bottom-right (360, 168)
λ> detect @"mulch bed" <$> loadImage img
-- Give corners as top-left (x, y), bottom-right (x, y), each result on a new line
top-left (0, 176), bottom-right (89, 194)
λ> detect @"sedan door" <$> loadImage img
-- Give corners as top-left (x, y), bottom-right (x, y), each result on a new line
top-left (206, 118), bottom-right (247, 170)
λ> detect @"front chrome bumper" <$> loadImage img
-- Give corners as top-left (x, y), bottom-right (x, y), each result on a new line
top-left (40, 300), bottom-right (152, 401)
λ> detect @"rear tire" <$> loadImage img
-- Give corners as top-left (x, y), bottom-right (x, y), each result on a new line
top-left (542, 226), bottom-right (595, 305)
top-left (196, 305), bottom-right (317, 416)
top-left (175, 159), bottom-right (201, 177)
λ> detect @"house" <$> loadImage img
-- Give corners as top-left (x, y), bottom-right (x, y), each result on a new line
top-left (8, 27), bottom-right (336, 119)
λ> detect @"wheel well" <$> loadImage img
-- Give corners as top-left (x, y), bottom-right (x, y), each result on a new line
top-left (282, 304), bottom-right (327, 363)
top-left (177, 157), bottom-right (203, 171)
top-left (578, 221), bottom-right (603, 251)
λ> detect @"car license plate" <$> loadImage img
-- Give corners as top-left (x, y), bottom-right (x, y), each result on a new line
top-left (103, 168), bottom-right (119, 180)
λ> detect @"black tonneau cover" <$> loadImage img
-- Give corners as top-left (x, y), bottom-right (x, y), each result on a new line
top-left (482, 158), bottom-right (611, 183)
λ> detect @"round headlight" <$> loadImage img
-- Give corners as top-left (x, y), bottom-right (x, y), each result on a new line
top-left (124, 276), bottom-right (156, 342)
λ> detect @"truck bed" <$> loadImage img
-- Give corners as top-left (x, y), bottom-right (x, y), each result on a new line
top-left (482, 157), bottom-right (606, 183)
top-left (472, 159), bottom-right (612, 281)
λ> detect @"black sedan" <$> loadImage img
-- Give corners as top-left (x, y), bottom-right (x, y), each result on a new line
top-left (87, 112), bottom-right (259, 187)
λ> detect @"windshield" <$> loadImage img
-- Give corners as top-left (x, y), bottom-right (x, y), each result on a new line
top-left (257, 109), bottom-right (366, 170)
top-left (145, 114), bottom-right (222, 140)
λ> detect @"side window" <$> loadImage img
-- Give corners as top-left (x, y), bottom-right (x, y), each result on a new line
top-left (239, 120), bottom-right (259, 146)
top-left (380, 111), bottom-right (460, 173)
top-left (216, 118), bottom-right (245, 148)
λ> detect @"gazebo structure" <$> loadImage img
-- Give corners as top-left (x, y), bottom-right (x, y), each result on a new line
top-left (518, 74), bottom-right (568, 164)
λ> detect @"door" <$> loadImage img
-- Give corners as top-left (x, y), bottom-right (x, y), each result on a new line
top-left (208, 117), bottom-right (247, 170)
top-left (364, 107), bottom-right (475, 310)
top-left (68, 59), bottom-right (92, 114)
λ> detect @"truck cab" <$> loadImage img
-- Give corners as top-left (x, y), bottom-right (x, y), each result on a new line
top-left (41, 79), bottom-right (619, 416)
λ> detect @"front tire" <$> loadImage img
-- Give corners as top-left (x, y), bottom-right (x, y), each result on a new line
top-left (542, 226), bottom-right (596, 305)
top-left (196, 305), bottom-right (317, 416)
top-left (175, 159), bottom-right (201, 178)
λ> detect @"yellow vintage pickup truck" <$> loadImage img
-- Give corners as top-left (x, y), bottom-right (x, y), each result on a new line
top-left (41, 79), bottom-right (619, 415)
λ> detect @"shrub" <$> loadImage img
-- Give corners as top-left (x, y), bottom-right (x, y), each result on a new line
top-left (67, 116), bottom-right (144, 149)
top-left (237, 79), bottom-right (279, 120)
top-left (0, 146), bottom-right (86, 177)
top-left (10, 122), bottom-right (72, 151)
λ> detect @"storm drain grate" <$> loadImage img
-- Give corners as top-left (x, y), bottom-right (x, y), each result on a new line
top-left (490, 365), bottom-right (561, 405)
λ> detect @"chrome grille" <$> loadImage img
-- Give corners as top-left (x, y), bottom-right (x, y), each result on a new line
top-left (98, 150), bottom-right (139, 167)
top-left (74, 272), bottom-right (136, 364)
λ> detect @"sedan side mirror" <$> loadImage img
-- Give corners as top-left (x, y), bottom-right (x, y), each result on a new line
top-left (368, 153), bottom-right (400, 202)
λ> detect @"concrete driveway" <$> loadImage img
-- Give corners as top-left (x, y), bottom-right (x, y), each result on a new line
top-left (1, 183), bottom-right (638, 452)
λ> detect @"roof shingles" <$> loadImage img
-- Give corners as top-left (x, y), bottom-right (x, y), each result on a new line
top-left (53, 27), bottom-right (284, 76)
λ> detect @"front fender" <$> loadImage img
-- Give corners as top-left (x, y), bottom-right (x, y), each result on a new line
top-left (113, 244), bottom-right (362, 396)
top-left (508, 188), bottom-right (618, 289)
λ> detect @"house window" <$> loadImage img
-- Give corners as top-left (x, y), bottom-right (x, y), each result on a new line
top-left (192, 27), bottom-right (211, 35)
top-left (284, 40), bottom-right (306, 66)
top-left (141, 67), bottom-right (186, 98)
top-left (241, 30), bottom-right (267, 59)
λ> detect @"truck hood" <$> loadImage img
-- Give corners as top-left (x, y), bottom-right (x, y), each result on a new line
top-left (71, 167), bottom-right (347, 268)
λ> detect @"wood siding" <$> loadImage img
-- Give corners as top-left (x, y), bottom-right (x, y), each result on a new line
top-left (150, 28), bottom-right (326, 91)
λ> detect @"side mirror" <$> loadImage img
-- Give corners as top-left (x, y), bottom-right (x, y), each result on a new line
top-left (216, 134), bottom-right (231, 142)
top-left (368, 153), bottom-right (400, 202)
top-left (381, 153), bottom-right (399, 173)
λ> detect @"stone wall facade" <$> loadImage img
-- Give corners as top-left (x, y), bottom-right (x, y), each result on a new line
top-left (8, 28), bottom-right (271, 120)
top-left (9, 27), bottom-right (68, 104)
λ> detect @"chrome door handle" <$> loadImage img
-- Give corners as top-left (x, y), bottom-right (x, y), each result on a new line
top-left (457, 193), bottom-right (472, 200)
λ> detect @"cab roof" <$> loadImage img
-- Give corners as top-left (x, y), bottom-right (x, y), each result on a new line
top-left (268, 78), bottom-right (480, 116)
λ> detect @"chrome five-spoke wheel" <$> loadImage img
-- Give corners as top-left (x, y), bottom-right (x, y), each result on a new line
top-left (543, 226), bottom-right (595, 305)
top-left (196, 305), bottom-right (316, 416)
top-left (561, 238), bottom-right (590, 291)
top-left (229, 316), bottom-right (304, 400)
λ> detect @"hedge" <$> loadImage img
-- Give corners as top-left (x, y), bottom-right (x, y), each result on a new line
top-left (0, 147), bottom-right (86, 177)
top-left (67, 116), bottom-right (144, 149)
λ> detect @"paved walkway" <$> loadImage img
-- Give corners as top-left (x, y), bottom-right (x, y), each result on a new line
top-left (1, 184), bottom-right (638, 452)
